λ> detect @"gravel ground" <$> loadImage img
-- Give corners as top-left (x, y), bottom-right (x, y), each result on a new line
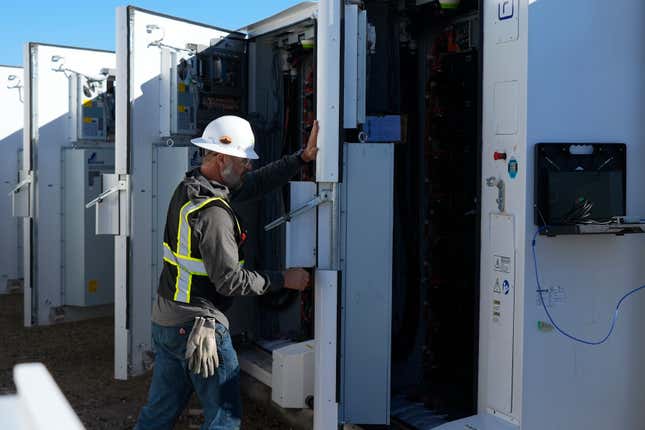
top-left (0, 293), bottom-right (291, 429)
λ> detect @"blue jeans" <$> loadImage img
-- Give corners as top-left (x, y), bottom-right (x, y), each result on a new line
top-left (135, 321), bottom-right (242, 430)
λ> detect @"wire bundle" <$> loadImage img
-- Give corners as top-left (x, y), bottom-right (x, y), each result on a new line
top-left (561, 197), bottom-right (594, 224)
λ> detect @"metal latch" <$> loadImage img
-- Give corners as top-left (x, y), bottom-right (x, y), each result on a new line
top-left (264, 191), bottom-right (332, 231)
top-left (85, 178), bottom-right (128, 209)
top-left (486, 176), bottom-right (505, 212)
top-left (7, 172), bottom-right (32, 197)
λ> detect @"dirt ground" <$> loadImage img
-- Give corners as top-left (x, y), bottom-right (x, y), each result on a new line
top-left (0, 293), bottom-right (290, 429)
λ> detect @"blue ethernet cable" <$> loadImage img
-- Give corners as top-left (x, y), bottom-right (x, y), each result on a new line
top-left (532, 227), bottom-right (645, 345)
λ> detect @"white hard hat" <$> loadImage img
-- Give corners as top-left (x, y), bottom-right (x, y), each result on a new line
top-left (191, 115), bottom-right (259, 160)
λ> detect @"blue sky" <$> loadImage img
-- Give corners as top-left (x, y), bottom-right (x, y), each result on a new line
top-left (0, 1), bottom-right (309, 66)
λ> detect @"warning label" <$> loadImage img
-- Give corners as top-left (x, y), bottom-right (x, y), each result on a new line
top-left (493, 278), bottom-right (502, 294)
top-left (494, 255), bottom-right (511, 273)
top-left (87, 280), bottom-right (98, 293)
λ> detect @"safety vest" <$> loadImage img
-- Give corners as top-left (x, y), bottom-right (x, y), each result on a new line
top-left (158, 180), bottom-right (246, 307)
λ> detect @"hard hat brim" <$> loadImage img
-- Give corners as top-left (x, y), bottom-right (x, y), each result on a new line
top-left (191, 137), bottom-right (259, 160)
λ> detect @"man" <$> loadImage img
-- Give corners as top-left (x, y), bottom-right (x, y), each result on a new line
top-left (136, 115), bottom-right (319, 429)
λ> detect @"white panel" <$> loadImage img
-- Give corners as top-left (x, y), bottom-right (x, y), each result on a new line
top-left (475, 0), bottom-right (528, 426)
top-left (342, 6), bottom-right (367, 128)
top-left (95, 173), bottom-right (120, 235)
top-left (115, 7), bottom-right (130, 176)
top-left (68, 73), bottom-right (78, 142)
top-left (435, 413), bottom-right (519, 430)
top-left (523, 1), bottom-right (645, 429)
top-left (314, 269), bottom-right (339, 430)
top-left (159, 49), bottom-right (171, 137)
top-left (242, 2), bottom-right (318, 38)
top-left (494, 0), bottom-right (519, 44)
top-left (343, 4), bottom-right (358, 128)
top-left (494, 81), bottom-right (518, 135)
top-left (114, 234), bottom-right (129, 380)
top-left (340, 143), bottom-right (393, 424)
top-left (313, 3), bottom-right (342, 428)
top-left (316, 0), bottom-right (342, 182)
top-left (486, 213), bottom-right (515, 415)
top-left (286, 181), bottom-right (317, 268)
top-left (114, 7), bottom-right (130, 380)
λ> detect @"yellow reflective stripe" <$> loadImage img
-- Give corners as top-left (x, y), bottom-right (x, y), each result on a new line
top-left (183, 255), bottom-right (202, 263)
top-left (173, 266), bottom-right (181, 301)
top-left (187, 275), bottom-right (193, 302)
top-left (163, 244), bottom-right (208, 275)
top-left (168, 196), bottom-right (243, 303)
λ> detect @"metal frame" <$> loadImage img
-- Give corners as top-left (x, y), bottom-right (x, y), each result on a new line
top-left (313, 1), bottom-right (342, 429)
top-left (241, 2), bottom-right (318, 39)
top-left (22, 44), bottom-right (34, 327)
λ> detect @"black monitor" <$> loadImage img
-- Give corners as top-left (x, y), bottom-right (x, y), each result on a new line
top-left (535, 143), bottom-right (626, 225)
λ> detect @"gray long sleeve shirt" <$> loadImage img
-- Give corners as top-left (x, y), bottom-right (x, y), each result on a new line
top-left (152, 151), bottom-right (305, 329)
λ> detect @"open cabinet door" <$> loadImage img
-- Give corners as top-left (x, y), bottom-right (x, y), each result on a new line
top-left (340, 3), bottom-right (392, 425)
top-left (478, 0), bottom-right (526, 425)
top-left (314, 1), bottom-right (393, 427)
top-left (114, 6), bottom-right (246, 379)
top-left (0, 66), bottom-right (23, 296)
top-left (21, 44), bottom-right (116, 328)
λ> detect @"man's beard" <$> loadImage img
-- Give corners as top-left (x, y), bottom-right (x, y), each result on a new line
top-left (222, 161), bottom-right (243, 189)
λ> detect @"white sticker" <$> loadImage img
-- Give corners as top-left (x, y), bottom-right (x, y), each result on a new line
top-left (536, 285), bottom-right (567, 308)
top-left (494, 255), bottom-right (511, 273)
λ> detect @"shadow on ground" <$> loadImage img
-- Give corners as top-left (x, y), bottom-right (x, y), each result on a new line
top-left (0, 293), bottom-right (290, 429)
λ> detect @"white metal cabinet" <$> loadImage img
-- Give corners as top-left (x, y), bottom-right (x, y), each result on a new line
top-left (21, 43), bottom-right (116, 326)
top-left (0, 66), bottom-right (24, 293)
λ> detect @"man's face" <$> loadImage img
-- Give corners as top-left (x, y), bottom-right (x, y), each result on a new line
top-left (220, 154), bottom-right (252, 189)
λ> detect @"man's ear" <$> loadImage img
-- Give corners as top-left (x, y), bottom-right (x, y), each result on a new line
top-left (218, 153), bottom-right (232, 167)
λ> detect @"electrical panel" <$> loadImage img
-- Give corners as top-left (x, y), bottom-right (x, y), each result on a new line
top-left (70, 74), bottom-right (115, 141)
top-left (196, 38), bottom-right (246, 131)
top-left (174, 54), bottom-right (199, 135)
top-left (159, 51), bottom-right (199, 136)
top-left (159, 37), bottom-right (246, 137)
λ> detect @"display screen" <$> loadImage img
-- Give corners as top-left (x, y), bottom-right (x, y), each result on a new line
top-left (547, 171), bottom-right (624, 223)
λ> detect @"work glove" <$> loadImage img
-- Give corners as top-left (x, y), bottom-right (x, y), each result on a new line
top-left (185, 317), bottom-right (219, 378)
